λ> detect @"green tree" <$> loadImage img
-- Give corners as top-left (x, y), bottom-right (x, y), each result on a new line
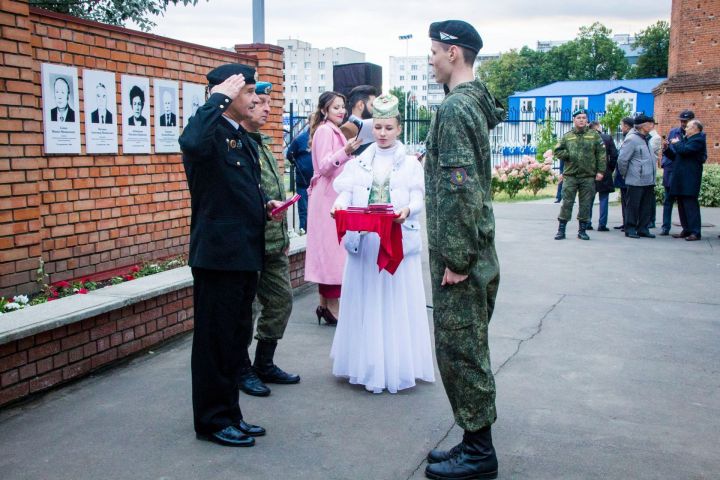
top-left (599, 99), bottom-right (631, 139)
top-left (31, 0), bottom-right (204, 31)
top-left (568, 22), bottom-right (629, 80)
top-left (535, 116), bottom-right (557, 160)
top-left (477, 47), bottom-right (545, 108)
top-left (629, 21), bottom-right (670, 78)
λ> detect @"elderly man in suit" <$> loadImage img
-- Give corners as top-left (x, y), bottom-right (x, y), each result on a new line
top-left (179, 64), bottom-right (284, 447)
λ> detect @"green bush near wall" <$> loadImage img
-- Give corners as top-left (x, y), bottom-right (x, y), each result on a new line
top-left (655, 164), bottom-right (720, 207)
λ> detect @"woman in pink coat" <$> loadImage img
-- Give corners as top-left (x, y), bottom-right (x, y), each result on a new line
top-left (305, 92), bottom-right (361, 325)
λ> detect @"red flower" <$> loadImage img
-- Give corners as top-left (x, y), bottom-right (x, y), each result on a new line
top-left (131, 266), bottom-right (140, 273)
top-left (78, 288), bottom-right (88, 294)
top-left (47, 297), bottom-right (57, 301)
top-left (80, 278), bottom-right (89, 285)
top-left (123, 274), bottom-right (134, 281)
top-left (55, 280), bottom-right (71, 288)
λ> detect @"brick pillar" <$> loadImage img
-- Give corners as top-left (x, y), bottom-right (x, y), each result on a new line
top-left (0, 0), bottom-right (42, 297)
top-left (654, 0), bottom-right (720, 163)
top-left (234, 43), bottom-right (286, 170)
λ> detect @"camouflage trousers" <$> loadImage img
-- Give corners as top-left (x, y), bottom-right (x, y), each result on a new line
top-left (429, 248), bottom-right (499, 432)
top-left (558, 175), bottom-right (596, 223)
top-left (252, 251), bottom-right (293, 342)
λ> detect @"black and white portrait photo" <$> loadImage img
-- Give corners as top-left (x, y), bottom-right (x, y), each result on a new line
top-left (154, 79), bottom-right (180, 153)
top-left (182, 82), bottom-right (205, 129)
top-left (121, 75), bottom-right (151, 154)
top-left (83, 69), bottom-right (118, 154)
top-left (42, 63), bottom-right (81, 153)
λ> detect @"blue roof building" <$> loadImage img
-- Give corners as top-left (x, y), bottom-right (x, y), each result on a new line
top-left (507, 78), bottom-right (666, 121)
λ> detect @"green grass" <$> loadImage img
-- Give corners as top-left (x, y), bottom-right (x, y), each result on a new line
top-left (492, 184), bottom-right (558, 202)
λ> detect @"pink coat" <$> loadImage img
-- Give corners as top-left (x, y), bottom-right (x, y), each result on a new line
top-left (304, 121), bottom-right (351, 285)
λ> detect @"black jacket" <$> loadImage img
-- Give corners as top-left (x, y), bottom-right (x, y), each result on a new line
top-left (665, 132), bottom-right (707, 197)
top-left (180, 93), bottom-right (268, 271)
top-left (596, 132), bottom-right (618, 193)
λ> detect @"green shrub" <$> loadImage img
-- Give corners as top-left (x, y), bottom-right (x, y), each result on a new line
top-left (655, 164), bottom-right (720, 207)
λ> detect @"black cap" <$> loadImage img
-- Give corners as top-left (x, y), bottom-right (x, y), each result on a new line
top-left (678, 110), bottom-right (695, 120)
top-left (429, 20), bottom-right (483, 54)
top-left (206, 64), bottom-right (257, 87)
top-left (634, 114), bottom-right (655, 125)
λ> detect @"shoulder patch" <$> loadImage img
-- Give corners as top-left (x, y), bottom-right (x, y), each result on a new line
top-left (449, 167), bottom-right (468, 186)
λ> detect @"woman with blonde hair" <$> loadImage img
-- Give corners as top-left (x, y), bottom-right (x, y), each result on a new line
top-left (304, 91), bottom-right (362, 324)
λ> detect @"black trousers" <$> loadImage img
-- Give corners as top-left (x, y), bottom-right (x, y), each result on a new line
top-left (625, 185), bottom-right (655, 235)
top-left (620, 187), bottom-right (628, 226)
top-left (191, 267), bottom-right (257, 434)
top-left (677, 195), bottom-right (701, 236)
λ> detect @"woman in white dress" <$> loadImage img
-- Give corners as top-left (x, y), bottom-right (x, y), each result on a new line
top-left (330, 94), bottom-right (435, 394)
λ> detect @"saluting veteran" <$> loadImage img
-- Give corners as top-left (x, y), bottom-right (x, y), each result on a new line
top-left (424, 19), bottom-right (505, 480)
top-left (237, 81), bottom-right (301, 398)
top-left (179, 64), bottom-right (284, 448)
top-left (553, 109), bottom-right (606, 240)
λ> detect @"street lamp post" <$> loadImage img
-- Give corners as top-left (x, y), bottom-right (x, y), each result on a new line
top-left (398, 34), bottom-right (412, 144)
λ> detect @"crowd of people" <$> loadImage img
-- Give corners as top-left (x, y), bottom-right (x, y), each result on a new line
top-left (180, 19), bottom-right (503, 480)
top-left (554, 109), bottom-right (708, 241)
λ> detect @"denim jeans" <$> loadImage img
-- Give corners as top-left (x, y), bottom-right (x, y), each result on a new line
top-left (662, 187), bottom-right (675, 232)
top-left (297, 187), bottom-right (308, 231)
top-left (587, 191), bottom-right (609, 227)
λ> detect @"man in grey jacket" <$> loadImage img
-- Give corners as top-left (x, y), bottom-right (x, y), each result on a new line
top-left (617, 115), bottom-right (657, 239)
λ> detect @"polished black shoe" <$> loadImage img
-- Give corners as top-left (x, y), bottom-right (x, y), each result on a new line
top-left (237, 420), bottom-right (266, 437)
top-left (659, 229), bottom-right (670, 236)
top-left (672, 231), bottom-right (690, 238)
top-left (685, 234), bottom-right (701, 241)
top-left (425, 428), bottom-right (498, 480)
top-left (614, 225), bottom-right (624, 230)
top-left (196, 426), bottom-right (255, 447)
top-left (625, 230), bottom-right (640, 239)
top-left (254, 340), bottom-right (301, 384)
top-left (597, 225), bottom-right (609, 232)
top-left (427, 442), bottom-right (463, 464)
top-left (639, 231), bottom-right (656, 238)
top-left (238, 369), bottom-right (271, 397)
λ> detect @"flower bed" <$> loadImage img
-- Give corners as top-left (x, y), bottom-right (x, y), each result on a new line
top-left (492, 151), bottom-right (559, 199)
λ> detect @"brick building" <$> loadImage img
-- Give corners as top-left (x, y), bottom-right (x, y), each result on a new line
top-left (654, 0), bottom-right (719, 163)
top-left (0, 1), bottom-right (286, 297)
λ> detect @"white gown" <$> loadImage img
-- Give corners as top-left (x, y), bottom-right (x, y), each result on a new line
top-left (330, 142), bottom-right (435, 393)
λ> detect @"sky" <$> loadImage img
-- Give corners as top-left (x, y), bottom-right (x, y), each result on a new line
top-left (132, 0), bottom-right (671, 85)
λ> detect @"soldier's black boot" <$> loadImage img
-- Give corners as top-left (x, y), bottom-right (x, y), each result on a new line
top-left (253, 340), bottom-right (301, 384)
top-left (238, 354), bottom-right (271, 397)
top-left (425, 427), bottom-right (498, 480)
top-left (577, 222), bottom-right (590, 240)
top-left (426, 442), bottom-right (464, 464)
top-left (554, 220), bottom-right (567, 240)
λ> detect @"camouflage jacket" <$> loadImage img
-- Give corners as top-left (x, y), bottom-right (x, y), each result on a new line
top-left (424, 79), bottom-right (505, 275)
top-left (553, 127), bottom-right (606, 178)
top-left (248, 132), bottom-right (289, 254)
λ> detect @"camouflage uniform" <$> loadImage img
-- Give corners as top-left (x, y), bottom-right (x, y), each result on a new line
top-left (425, 79), bottom-right (505, 432)
top-left (554, 127), bottom-right (606, 223)
top-left (248, 132), bottom-right (292, 341)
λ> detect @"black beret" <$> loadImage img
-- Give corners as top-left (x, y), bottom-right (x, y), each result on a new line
top-left (572, 108), bottom-right (587, 118)
top-left (634, 114), bottom-right (655, 125)
top-left (678, 110), bottom-right (695, 120)
top-left (206, 64), bottom-right (257, 87)
top-left (429, 20), bottom-right (483, 54)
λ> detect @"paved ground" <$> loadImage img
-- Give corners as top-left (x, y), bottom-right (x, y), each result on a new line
top-left (1, 202), bottom-right (718, 480)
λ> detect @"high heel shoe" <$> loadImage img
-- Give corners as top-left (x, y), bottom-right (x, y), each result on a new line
top-left (315, 306), bottom-right (338, 326)
top-left (315, 306), bottom-right (325, 325)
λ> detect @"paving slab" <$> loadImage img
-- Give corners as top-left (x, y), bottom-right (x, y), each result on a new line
top-left (1, 202), bottom-right (718, 480)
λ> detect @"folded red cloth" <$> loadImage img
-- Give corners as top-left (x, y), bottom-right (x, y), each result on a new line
top-left (334, 210), bottom-right (404, 274)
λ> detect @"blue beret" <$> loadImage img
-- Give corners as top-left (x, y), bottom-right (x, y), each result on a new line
top-left (429, 20), bottom-right (483, 54)
top-left (255, 81), bottom-right (272, 95)
top-left (206, 64), bottom-right (257, 86)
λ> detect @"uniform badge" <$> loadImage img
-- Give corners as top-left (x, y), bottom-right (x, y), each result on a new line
top-left (449, 167), bottom-right (468, 186)
top-left (226, 138), bottom-right (242, 150)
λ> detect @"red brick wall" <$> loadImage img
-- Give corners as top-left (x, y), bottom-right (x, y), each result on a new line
top-left (0, 3), bottom-right (287, 297)
top-left (654, 0), bottom-right (719, 163)
top-left (0, 287), bottom-right (193, 407)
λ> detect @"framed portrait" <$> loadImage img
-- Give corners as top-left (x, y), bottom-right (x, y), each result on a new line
top-left (83, 69), bottom-right (118, 154)
top-left (121, 75), bottom-right (151, 154)
top-left (41, 63), bottom-right (81, 154)
top-left (182, 82), bottom-right (205, 129)
top-left (154, 79), bottom-right (180, 153)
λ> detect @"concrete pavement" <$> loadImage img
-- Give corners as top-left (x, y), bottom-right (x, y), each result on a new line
top-left (1, 202), bottom-right (718, 480)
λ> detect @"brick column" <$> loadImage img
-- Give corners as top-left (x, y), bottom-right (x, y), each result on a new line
top-left (234, 43), bottom-right (286, 170)
top-left (0, 0), bottom-right (42, 297)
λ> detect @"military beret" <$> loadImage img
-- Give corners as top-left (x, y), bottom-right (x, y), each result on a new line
top-left (429, 20), bottom-right (483, 54)
top-left (678, 110), bottom-right (695, 120)
top-left (572, 108), bottom-right (587, 118)
top-left (255, 81), bottom-right (272, 95)
top-left (634, 114), bottom-right (655, 125)
top-left (206, 64), bottom-right (257, 87)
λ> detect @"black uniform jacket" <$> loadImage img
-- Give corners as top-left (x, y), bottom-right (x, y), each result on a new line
top-left (596, 132), bottom-right (618, 193)
top-left (665, 132), bottom-right (707, 197)
top-left (180, 93), bottom-right (268, 272)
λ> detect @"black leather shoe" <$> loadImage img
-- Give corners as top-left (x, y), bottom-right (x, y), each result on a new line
top-left (237, 420), bottom-right (266, 437)
top-left (639, 231), bottom-right (656, 238)
top-left (626, 231), bottom-right (640, 239)
top-left (672, 231), bottom-right (690, 238)
top-left (614, 225), bottom-right (624, 230)
top-left (685, 234), bottom-right (701, 241)
top-left (585, 224), bottom-right (594, 231)
top-left (659, 229), bottom-right (670, 236)
top-left (597, 226), bottom-right (609, 232)
top-left (255, 364), bottom-right (301, 384)
top-left (196, 426), bottom-right (255, 447)
top-left (427, 442), bottom-right (463, 464)
top-left (238, 369), bottom-right (271, 397)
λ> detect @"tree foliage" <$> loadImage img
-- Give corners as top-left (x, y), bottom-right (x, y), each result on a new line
top-left (31, 0), bottom-right (204, 31)
top-left (629, 21), bottom-right (670, 78)
top-left (599, 99), bottom-right (631, 138)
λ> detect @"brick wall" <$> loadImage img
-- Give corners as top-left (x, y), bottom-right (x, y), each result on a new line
top-left (0, 3), bottom-right (288, 297)
top-left (0, 287), bottom-right (193, 407)
top-left (654, 0), bottom-right (719, 163)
